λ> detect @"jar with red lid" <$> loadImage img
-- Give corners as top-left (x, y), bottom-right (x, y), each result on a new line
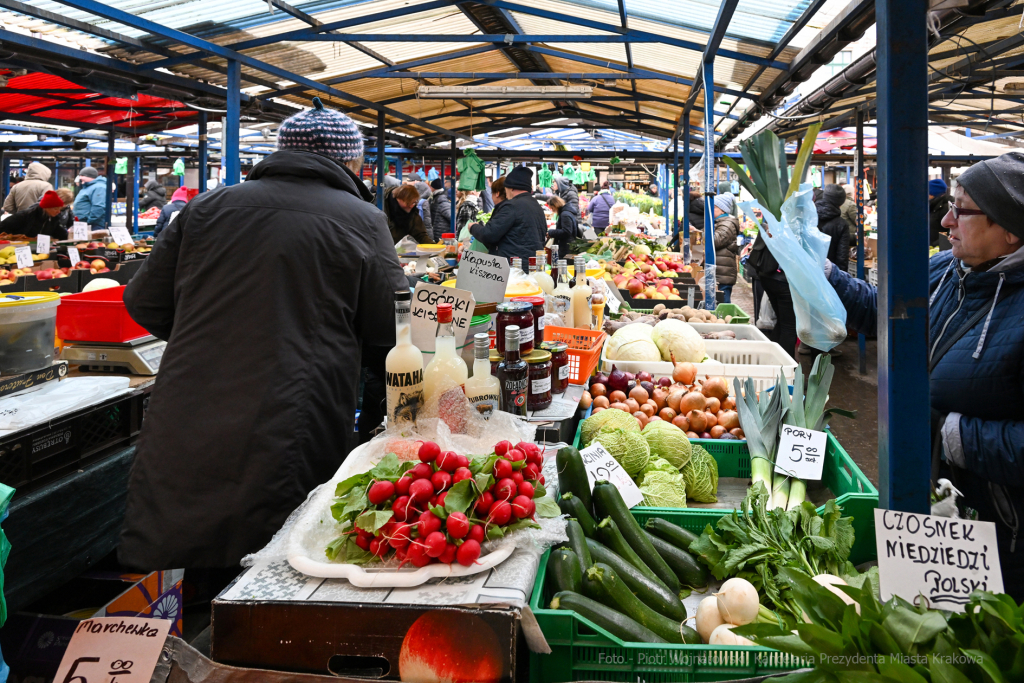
top-left (540, 341), bottom-right (569, 394)
top-left (525, 349), bottom-right (552, 411)
top-left (495, 301), bottom-right (534, 354)
top-left (512, 295), bottom-right (545, 346)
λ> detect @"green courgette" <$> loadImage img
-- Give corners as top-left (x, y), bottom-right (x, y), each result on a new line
top-left (558, 492), bottom-right (597, 536)
top-left (594, 517), bottom-right (667, 590)
top-left (643, 530), bottom-right (709, 588)
top-left (546, 548), bottom-right (582, 594)
top-left (555, 446), bottom-right (592, 514)
top-left (582, 563), bottom-right (699, 644)
top-left (586, 538), bottom-right (686, 621)
top-left (565, 519), bottom-right (592, 577)
top-left (550, 590), bottom-right (667, 644)
top-left (644, 517), bottom-right (700, 550)
top-left (592, 481), bottom-right (680, 594)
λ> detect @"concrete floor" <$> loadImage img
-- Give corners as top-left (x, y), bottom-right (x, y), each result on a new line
top-left (728, 277), bottom-right (880, 487)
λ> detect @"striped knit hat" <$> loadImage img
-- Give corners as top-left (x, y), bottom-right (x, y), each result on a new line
top-left (277, 97), bottom-right (364, 163)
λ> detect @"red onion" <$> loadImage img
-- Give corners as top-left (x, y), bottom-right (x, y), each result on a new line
top-left (640, 381), bottom-right (655, 395)
top-left (607, 366), bottom-right (629, 393)
top-left (623, 371), bottom-right (636, 383)
top-left (591, 372), bottom-right (609, 388)
top-left (657, 376), bottom-right (673, 388)
top-left (636, 371), bottom-right (653, 383)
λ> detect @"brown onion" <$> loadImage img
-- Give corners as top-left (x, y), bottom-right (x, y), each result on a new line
top-left (648, 415), bottom-right (663, 423)
top-left (625, 398), bottom-right (640, 413)
top-left (687, 409), bottom-right (708, 432)
top-left (667, 390), bottom-right (684, 412)
top-left (702, 376), bottom-right (729, 400)
top-left (710, 425), bottom-right (727, 439)
top-left (659, 407), bottom-right (677, 422)
top-left (609, 402), bottom-right (629, 412)
top-left (705, 397), bottom-right (721, 414)
top-left (672, 361), bottom-right (697, 385)
top-left (721, 396), bottom-right (736, 411)
top-left (720, 410), bottom-right (740, 430)
top-left (652, 387), bottom-right (669, 411)
top-left (640, 403), bottom-right (656, 417)
top-left (593, 406), bottom-right (605, 413)
top-left (633, 411), bottom-right (648, 428)
top-left (672, 415), bottom-right (690, 431)
top-left (581, 392), bottom-right (593, 409)
top-left (629, 385), bottom-right (650, 404)
top-left (686, 431), bottom-right (700, 439)
top-left (591, 383), bottom-right (608, 397)
top-left (704, 411), bottom-right (718, 429)
top-left (730, 427), bottom-right (745, 438)
top-left (593, 395), bottom-right (610, 409)
top-left (680, 391), bottom-right (707, 414)
top-left (609, 390), bottom-right (627, 403)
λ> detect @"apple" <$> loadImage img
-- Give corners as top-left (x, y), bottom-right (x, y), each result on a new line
top-left (627, 279), bottom-right (644, 296)
top-left (75, 261), bottom-right (92, 269)
top-left (91, 259), bottom-right (106, 270)
top-left (634, 293), bottom-right (647, 299)
top-left (652, 292), bottom-right (667, 300)
top-left (657, 286), bottom-right (671, 295)
top-left (667, 294), bottom-right (682, 300)
top-left (35, 270), bottom-right (52, 280)
top-left (640, 263), bottom-right (651, 274)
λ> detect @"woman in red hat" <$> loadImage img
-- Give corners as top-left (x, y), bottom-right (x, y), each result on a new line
top-left (2, 188), bottom-right (73, 238)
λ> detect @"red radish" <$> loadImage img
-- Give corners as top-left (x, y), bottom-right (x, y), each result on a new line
top-left (516, 441), bottom-right (538, 458)
top-left (511, 471), bottom-right (524, 486)
top-left (446, 512), bottom-right (470, 539)
top-left (417, 511), bottom-right (442, 537)
top-left (428, 494), bottom-right (438, 508)
top-left (395, 473), bottom-right (413, 496)
top-left (507, 448), bottom-right (526, 463)
top-left (424, 531), bottom-right (447, 558)
top-left (369, 537), bottom-right (388, 558)
top-left (438, 543), bottom-right (457, 564)
top-left (411, 463), bottom-right (433, 480)
top-left (493, 458), bottom-right (513, 480)
top-left (355, 533), bottom-right (371, 551)
top-left (407, 540), bottom-right (431, 567)
top-left (493, 478), bottom-right (516, 502)
top-left (511, 495), bottom-right (534, 519)
top-left (418, 441), bottom-right (440, 463)
top-left (494, 440), bottom-right (512, 456)
top-left (519, 481), bottom-right (535, 499)
top-left (388, 522), bottom-right (412, 549)
top-left (540, 475), bottom-right (546, 485)
top-left (394, 546), bottom-right (408, 563)
top-left (367, 480), bottom-right (395, 505)
top-left (489, 501), bottom-right (512, 525)
top-left (456, 454), bottom-right (470, 469)
top-left (380, 520), bottom-right (397, 538)
top-left (475, 491), bottom-right (494, 515)
top-left (409, 478), bottom-right (433, 504)
top-left (437, 451), bottom-right (460, 473)
top-left (431, 470), bottom-right (452, 493)
top-left (523, 463), bottom-right (540, 481)
top-left (436, 491), bottom-right (448, 507)
top-left (456, 539), bottom-right (482, 566)
top-left (453, 467), bottom-right (473, 484)
top-left (528, 450), bottom-right (544, 465)
top-left (468, 524), bottom-right (485, 543)
top-left (392, 495), bottom-right (413, 522)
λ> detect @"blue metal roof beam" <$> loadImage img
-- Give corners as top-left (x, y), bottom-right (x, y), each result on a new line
top-left (49, 0), bottom-right (504, 147)
top-left (615, 0), bottom-right (641, 128)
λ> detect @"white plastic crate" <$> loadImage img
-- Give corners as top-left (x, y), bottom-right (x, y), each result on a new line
top-left (600, 340), bottom-right (797, 393)
top-left (689, 322), bottom-right (770, 342)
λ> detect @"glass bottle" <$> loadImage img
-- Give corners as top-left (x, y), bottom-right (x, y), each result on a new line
top-left (423, 303), bottom-right (469, 426)
top-left (385, 289), bottom-right (424, 426)
top-left (550, 259), bottom-right (573, 326)
top-left (572, 256), bottom-right (593, 330)
top-left (511, 257), bottom-right (525, 279)
top-left (497, 325), bottom-right (528, 416)
top-left (532, 251), bottom-right (554, 295)
top-left (464, 333), bottom-right (500, 420)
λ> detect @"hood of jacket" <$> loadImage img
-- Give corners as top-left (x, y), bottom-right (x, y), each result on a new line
top-left (414, 181), bottom-right (432, 199)
top-left (25, 162), bottom-right (51, 182)
top-left (432, 188), bottom-right (448, 200)
top-left (248, 150), bottom-right (373, 203)
top-left (150, 185), bottom-right (167, 198)
top-left (815, 198), bottom-right (841, 222)
top-left (554, 176), bottom-right (574, 194)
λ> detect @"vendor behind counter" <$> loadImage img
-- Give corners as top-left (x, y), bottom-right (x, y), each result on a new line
top-left (1, 188), bottom-right (73, 238)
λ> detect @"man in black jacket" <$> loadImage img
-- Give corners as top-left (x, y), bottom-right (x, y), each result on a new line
top-left (119, 98), bottom-right (406, 572)
top-left (817, 184), bottom-right (851, 275)
top-left (469, 166), bottom-right (545, 264)
top-left (929, 178), bottom-right (952, 250)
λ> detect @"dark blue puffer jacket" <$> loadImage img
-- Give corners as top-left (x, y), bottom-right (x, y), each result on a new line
top-left (828, 249), bottom-right (1024, 592)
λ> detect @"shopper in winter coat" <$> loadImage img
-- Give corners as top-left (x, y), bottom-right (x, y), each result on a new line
top-left (72, 167), bottom-right (108, 229)
top-left (139, 180), bottom-right (167, 212)
top-left (546, 195), bottom-right (579, 259)
top-left (840, 184), bottom-right (858, 239)
top-left (824, 151), bottom-right (1024, 601)
top-left (589, 182), bottom-right (616, 232)
top-left (2, 162), bottom-right (53, 214)
top-left (456, 190), bottom-right (480, 234)
top-left (154, 186), bottom-right (189, 237)
top-left (383, 183), bottom-right (432, 245)
top-left (929, 178), bottom-right (953, 251)
top-left (712, 194), bottom-right (741, 303)
top-left (688, 190), bottom-right (705, 232)
top-left (817, 184), bottom-right (851, 275)
top-left (470, 166), bottom-right (545, 264)
top-left (429, 178), bottom-right (452, 241)
top-left (2, 188), bottom-right (73, 239)
top-left (120, 98), bottom-right (406, 571)
top-left (553, 176), bottom-right (579, 218)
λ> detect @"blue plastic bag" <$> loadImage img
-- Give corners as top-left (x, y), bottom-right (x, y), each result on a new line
top-left (740, 185), bottom-right (848, 351)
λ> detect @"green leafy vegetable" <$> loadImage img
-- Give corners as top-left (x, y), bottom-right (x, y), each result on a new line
top-left (681, 444), bottom-right (719, 503)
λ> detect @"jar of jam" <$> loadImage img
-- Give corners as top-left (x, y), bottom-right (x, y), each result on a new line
top-left (495, 301), bottom-right (534, 354)
top-left (525, 349), bottom-right (552, 411)
top-left (540, 341), bottom-right (569, 394)
top-left (512, 296), bottom-right (546, 345)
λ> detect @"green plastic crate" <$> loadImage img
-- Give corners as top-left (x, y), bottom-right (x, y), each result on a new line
top-left (571, 423), bottom-right (878, 566)
top-left (714, 303), bottom-right (751, 324)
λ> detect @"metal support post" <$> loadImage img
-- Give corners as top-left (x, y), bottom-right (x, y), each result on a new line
top-left (450, 137), bottom-right (457, 235)
top-left (396, 159), bottom-right (403, 181)
top-left (130, 154), bottom-right (139, 234)
top-left (225, 60), bottom-right (241, 186)
top-left (105, 131), bottom-right (114, 229)
top-left (702, 63), bottom-right (717, 311)
top-left (198, 112), bottom-right (208, 193)
top-left (0, 153), bottom-right (8, 204)
top-left (876, 0), bottom-right (930, 513)
top-left (856, 111), bottom-right (866, 376)
top-left (659, 164), bottom-right (668, 228)
top-left (376, 110), bottom-right (386, 210)
top-left (673, 138), bottom-right (679, 248)
top-left (682, 125), bottom-right (691, 263)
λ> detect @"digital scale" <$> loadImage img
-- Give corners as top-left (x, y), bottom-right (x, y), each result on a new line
top-left (60, 335), bottom-right (166, 375)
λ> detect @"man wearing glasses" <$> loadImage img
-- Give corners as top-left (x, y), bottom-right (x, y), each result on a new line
top-left (822, 151), bottom-right (1024, 600)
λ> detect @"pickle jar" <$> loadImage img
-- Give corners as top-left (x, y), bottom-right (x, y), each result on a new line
top-left (540, 341), bottom-right (569, 394)
top-left (525, 349), bottom-right (552, 411)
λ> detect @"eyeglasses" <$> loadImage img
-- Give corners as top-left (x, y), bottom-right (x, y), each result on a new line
top-left (948, 202), bottom-right (986, 221)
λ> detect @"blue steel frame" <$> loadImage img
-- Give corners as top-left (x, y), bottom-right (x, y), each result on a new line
top-left (225, 60), bottom-right (241, 186)
top-left (702, 65), bottom-right (716, 311)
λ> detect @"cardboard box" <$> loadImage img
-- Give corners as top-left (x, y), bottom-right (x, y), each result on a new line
top-left (864, 234), bottom-right (877, 259)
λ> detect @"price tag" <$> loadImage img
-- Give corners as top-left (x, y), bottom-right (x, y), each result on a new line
top-left (35, 233), bottom-right (50, 254)
top-left (774, 425), bottom-right (827, 481)
top-left (68, 246), bottom-right (81, 265)
top-left (687, 286), bottom-right (695, 308)
top-left (411, 282), bottom-right (476, 355)
top-left (53, 617), bottom-right (171, 683)
top-left (582, 227), bottom-right (598, 239)
top-left (875, 509), bottom-right (1003, 612)
top-left (72, 222), bottom-right (90, 242)
top-left (606, 294), bottom-right (620, 314)
top-left (580, 442), bottom-right (644, 509)
top-left (109, 225), bottom-right (134, 246)
top-left (455, 251), bottom-right (509, 306)
top-left (15, 246), bottom-right (32, 269)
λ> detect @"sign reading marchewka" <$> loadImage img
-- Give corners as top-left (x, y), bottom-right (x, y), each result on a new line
top-left (53, 617), bottom-right (171, 683)
top-left (455, 251), bottom-right (509, 305)
top-left (875, 509), bottom-right (1003, 612)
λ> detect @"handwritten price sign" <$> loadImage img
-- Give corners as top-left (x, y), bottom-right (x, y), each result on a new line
top-left (774, 425), bottom-right (826, 481)
top-left (53, 617), bottom-right (171, 683)
top-left (580, 442), bottom-right (644, 508)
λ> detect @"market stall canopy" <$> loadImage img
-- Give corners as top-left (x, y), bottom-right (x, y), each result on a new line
top-left (813, 128), bottom-right (876, 153)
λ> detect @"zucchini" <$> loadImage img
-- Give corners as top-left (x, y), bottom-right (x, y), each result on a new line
top-left (582, 563), bottom-right (699, 644)
top-left (565, 519), bottom-right (593, 577)
top-left (594, 517), bottom-right (667, 590)
top-left (555, 446), bottom-right (592, 515)
top-left (547, 548), bottom-right (582, 594)
top-left (559, 492), bottom-right (597, 536)
top-left (550, 590), bottom-right (667, 644)
top-left (644, 530), bottom-right (709, 588)
top-left (645, 517), bottom-right (700, 550)
top-left (592, 481), bottom-right (680, 594)
top-left (586, 538), bottom-right (686, 621)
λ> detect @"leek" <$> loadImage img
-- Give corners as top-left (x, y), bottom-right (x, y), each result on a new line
top-left (732, 377), bottom-right (787, 501)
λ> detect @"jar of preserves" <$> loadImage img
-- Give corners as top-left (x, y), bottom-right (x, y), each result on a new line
top-left (540, 341), bottom-right (569, 394)
top-left (495, 301), bottom-right (534, 354)
top-left (525, 349), bottom-right (552, 411)
top-left (512, 295), bottom-right (546, 345)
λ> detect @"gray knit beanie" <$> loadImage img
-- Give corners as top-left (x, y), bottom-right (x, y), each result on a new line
top-left (956, 151), bottom-right (1024, 239)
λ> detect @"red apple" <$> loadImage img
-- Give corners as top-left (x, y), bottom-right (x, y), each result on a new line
top-left (35, 270), bottom-right (52, 280)
top-left (399, 611), bottom-right (504, 683)
top-left (626, 278), bottom-right (644, 296)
